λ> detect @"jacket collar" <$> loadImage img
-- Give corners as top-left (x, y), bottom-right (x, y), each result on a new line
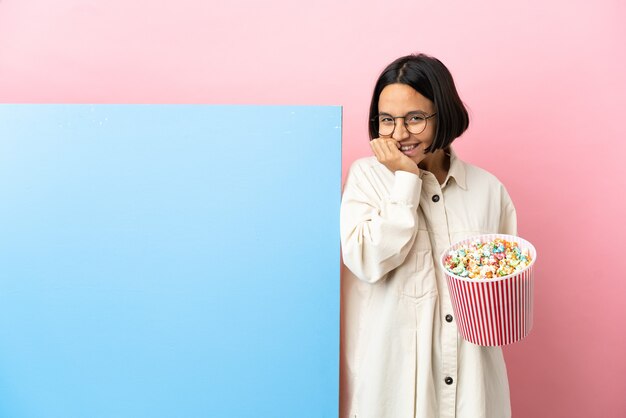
top-left (444, 147), bottom-right (467, 190)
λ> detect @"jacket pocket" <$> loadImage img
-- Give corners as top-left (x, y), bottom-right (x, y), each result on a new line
top-left (399, 229), bottom-right (438, 300)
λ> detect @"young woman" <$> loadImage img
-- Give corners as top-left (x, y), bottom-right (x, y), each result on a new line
top-left (340, 54), bottom-right (516, 418)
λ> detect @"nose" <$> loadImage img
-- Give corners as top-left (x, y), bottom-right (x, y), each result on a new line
top-left (392, 118), bottom-right (410, 141)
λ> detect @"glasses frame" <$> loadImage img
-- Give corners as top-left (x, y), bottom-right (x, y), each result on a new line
top-left (373, 111), bottom-right (437, 136)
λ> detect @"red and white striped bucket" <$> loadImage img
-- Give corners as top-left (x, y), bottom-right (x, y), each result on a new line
top-left (440, 234), bottom-right (537, 346)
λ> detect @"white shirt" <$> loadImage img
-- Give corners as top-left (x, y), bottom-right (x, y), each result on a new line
top-left (340, 148), bottom-right (517, 418)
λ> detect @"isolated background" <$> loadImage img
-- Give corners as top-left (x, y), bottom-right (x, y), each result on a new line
top-left (1, 0), bottom-right (625, 417)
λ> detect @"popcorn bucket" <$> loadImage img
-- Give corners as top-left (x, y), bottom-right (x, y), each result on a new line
top-left (440, 234), bottom-right (537, 346)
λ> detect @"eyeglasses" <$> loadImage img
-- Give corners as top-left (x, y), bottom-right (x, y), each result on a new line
top-left (373, 111), bottom-right (437, 136)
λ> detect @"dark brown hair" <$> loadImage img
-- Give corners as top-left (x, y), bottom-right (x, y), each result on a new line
top-left (368, 53), bottom-right (469, 152)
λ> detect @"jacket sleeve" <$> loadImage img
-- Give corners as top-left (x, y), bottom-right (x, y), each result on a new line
top-left (499, 184), bottom-right (518, 236)
top-left (340, 163), bottom-right (422, 284)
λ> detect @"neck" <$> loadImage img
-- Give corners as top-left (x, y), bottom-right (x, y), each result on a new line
top-left (418, 148), bottom-right (451, 185)
top-left (418, 148), bottom-right (449, 174)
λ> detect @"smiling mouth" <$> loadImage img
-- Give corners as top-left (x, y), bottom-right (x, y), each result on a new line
top-left (400, 144), bottom-right (418, 151)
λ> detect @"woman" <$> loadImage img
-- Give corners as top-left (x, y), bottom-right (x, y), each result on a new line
top-left (340, 53), bottom-right (516, 418)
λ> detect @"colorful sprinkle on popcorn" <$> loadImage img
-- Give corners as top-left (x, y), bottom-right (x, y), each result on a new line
top-left (443, 238), bottom-right (532, 279)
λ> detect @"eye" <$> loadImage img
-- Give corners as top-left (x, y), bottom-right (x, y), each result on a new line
top-left (378, 116), bottom-right (393, 124)
top-left (407, 113), bottom-right (425, 123)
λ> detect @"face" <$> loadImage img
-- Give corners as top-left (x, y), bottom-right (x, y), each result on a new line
top-left (377, 83), bottom-right (437, 165)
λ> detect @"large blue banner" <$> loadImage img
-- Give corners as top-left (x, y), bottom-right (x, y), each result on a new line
top-left (0, 105), bottom-right (341, 418)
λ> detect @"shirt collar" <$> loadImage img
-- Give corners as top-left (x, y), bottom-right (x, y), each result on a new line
top-left (443, 146), bottom-right (467, 190)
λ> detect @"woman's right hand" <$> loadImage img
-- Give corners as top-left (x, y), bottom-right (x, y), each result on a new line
top-left (369, 137), bottom-right (421, 175)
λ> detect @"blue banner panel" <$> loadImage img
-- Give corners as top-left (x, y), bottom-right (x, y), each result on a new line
top-left (0, 105), bottom-right (341, 418)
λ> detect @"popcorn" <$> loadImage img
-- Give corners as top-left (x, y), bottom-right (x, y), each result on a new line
top-left (440, 234), bottom-right (537, 345)
top-left (443, 237), bottom-right (532, 279)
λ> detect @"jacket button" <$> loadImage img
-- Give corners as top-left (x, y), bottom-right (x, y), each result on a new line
top-left (432, 194), bottom-right (440, 202)
top-left (445, 314), bottom-right (453, 323)
top-left (445, 376), bottom-right (453, 385)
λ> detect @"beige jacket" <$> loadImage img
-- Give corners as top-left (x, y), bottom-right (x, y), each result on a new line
top-left (340, 148), bottom-right (517, 418)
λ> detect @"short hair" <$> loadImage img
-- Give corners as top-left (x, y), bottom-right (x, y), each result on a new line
top-left (368, 53), bottom-right (469, 153)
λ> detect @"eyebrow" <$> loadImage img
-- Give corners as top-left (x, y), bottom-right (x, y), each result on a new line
top-left (378, 110), bottom-right (427, 116)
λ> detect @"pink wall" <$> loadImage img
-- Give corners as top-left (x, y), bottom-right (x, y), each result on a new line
top-left (2, 0), bottom-right (625, 416)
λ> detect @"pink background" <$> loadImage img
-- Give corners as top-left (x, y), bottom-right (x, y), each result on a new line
top-left (1, 0), bottom-right (625, 416)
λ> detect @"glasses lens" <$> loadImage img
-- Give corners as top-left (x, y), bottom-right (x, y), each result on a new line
top-left (406, 113), bottom-right (426, 134)
top-left (377, 115), bottom-right (394, 136)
